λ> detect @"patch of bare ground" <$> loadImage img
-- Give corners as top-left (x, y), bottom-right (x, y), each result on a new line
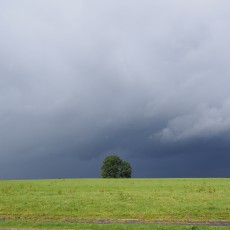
top-left (0, 219), bottom-right (230, 229)
top-left (86, 219), bottom-right (230, 226)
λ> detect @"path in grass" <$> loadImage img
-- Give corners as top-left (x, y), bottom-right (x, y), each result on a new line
top-left (1, 218), bottom-right (230, 226)
top-left (0, 219), bottom-right (230, 230)
top-left (1, 219), bottom-right (230, 229)
top-left (82, 219), bottom-right (230, 226)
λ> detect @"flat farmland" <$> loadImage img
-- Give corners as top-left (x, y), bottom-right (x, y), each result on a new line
top-left (0, 178), bottom-right (229, 229)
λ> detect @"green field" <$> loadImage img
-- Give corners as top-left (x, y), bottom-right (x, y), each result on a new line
top-left (0, 178), bottom-right (229, 229)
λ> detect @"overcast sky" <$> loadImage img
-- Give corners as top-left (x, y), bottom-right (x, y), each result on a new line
top-left (1, 0), bottom-right (230, 179)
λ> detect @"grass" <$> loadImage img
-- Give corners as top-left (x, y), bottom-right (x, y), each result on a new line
top-left (0, 178), bottom-right (229, 229)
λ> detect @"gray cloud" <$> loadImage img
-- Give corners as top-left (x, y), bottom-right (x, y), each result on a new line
top-left (0, 0), bottom-right (230, 178)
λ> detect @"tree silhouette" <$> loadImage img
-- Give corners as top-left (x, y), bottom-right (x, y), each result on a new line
top-left (101, 155), bottom-right (132, 178)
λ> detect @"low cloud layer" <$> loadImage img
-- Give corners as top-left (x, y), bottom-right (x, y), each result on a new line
top-left (0, 0), bottom-right (230, 178)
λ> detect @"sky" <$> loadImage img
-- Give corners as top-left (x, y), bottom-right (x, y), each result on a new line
top-left (0, 0), bottom-right (230, 179)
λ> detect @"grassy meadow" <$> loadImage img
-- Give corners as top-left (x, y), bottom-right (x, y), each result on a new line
top-left (0, 178), bottom-right (229, 229)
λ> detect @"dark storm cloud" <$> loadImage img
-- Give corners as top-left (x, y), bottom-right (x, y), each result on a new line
top-left (0, 0), bottom-right (230, 178)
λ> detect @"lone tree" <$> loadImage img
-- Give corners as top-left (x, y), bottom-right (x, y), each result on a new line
top-left (101, 155), bottom-right (132, 178)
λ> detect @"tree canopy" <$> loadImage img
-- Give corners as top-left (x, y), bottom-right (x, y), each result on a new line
top-left (101, 155), bottom-right (132, 178)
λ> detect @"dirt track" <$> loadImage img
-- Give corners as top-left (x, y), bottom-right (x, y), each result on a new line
top-left (0, 219), bottom-right (230, 229)
top-left (86, 219), bottom-right (230, 226)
